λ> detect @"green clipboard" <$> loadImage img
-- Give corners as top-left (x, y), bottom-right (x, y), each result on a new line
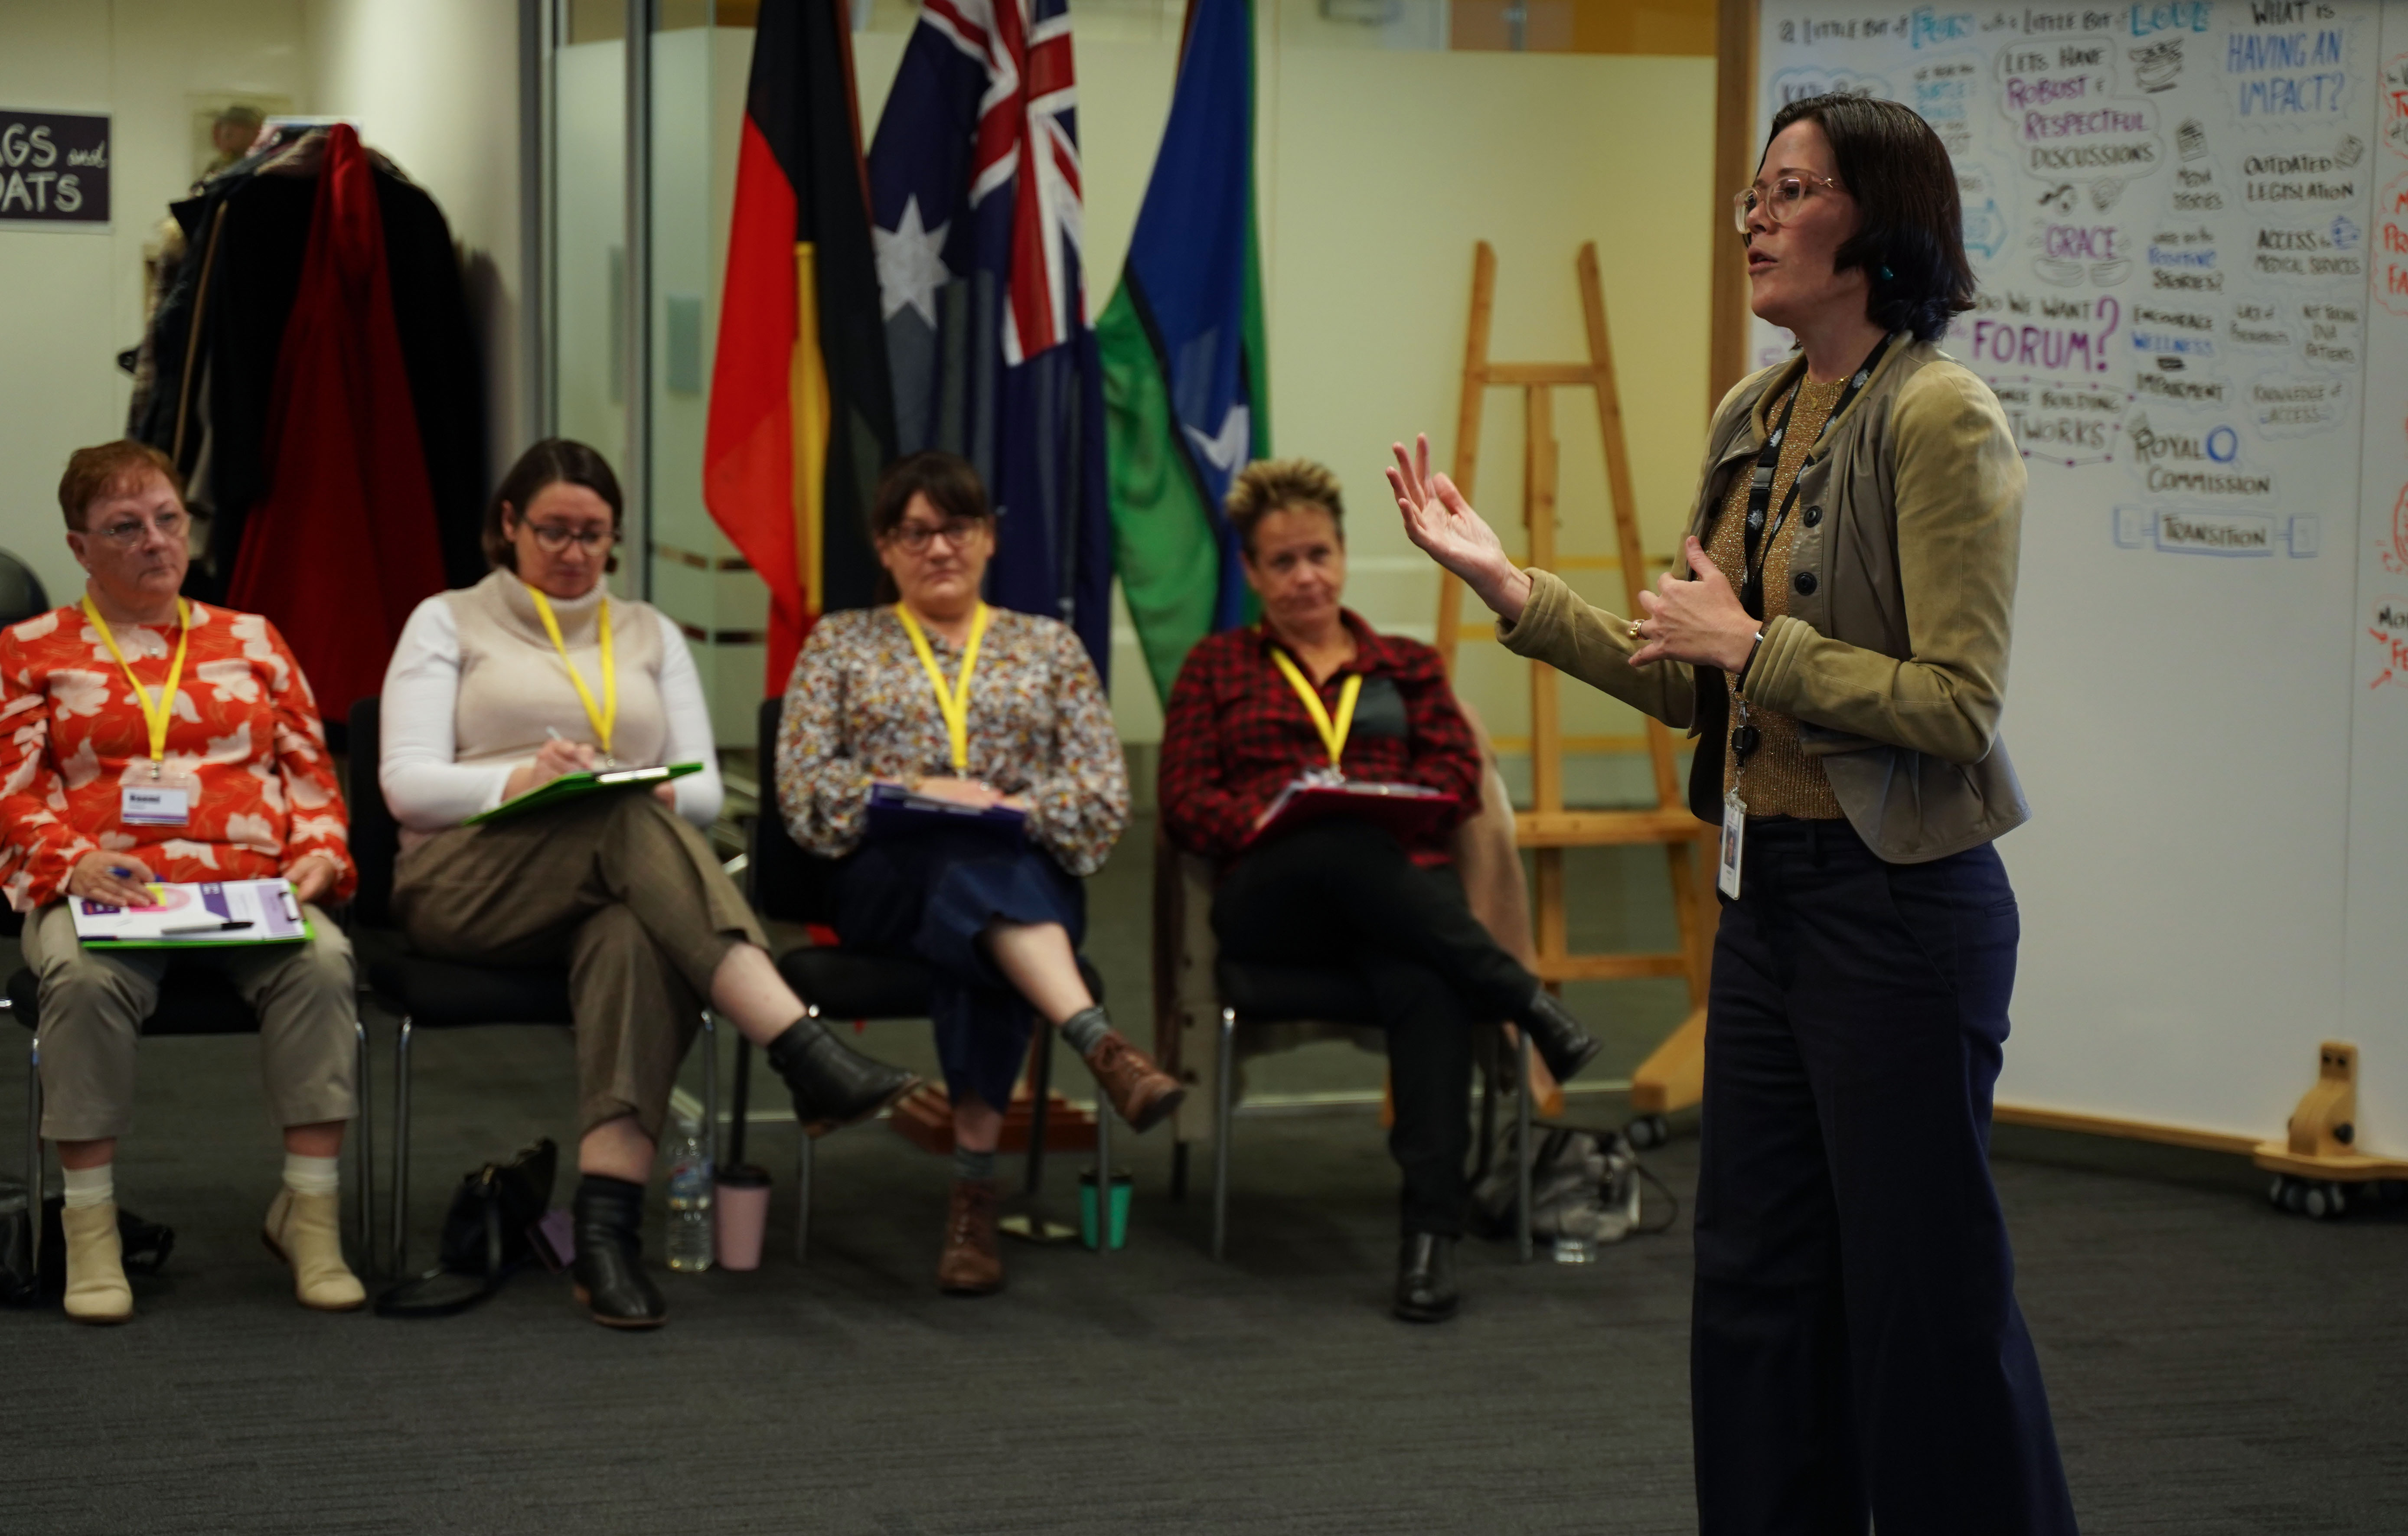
top-left (466, 762), bottom-right (705, 826)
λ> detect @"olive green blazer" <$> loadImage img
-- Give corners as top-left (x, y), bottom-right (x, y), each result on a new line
top-left (1498, 334), bottom-right (2030, 863)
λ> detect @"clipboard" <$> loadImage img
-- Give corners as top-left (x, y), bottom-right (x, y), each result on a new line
top-left (72, 877), bottom-right (313, 948)
top-left (864, 782), bottom-right (1028, 844)
top-left (1243, 778), bottom-right (1460, 850)
top-left (466, 762), bottom-right (705, 826)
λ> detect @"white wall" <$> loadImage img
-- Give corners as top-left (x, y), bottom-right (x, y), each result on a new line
top-left (0, 0), bottom-right (309, 607)
top-left (303, 0), bottom-right (526, 480)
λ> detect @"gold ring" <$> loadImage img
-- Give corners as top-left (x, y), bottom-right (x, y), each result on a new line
top-left (1627, 622), bottom-right (1644, 640)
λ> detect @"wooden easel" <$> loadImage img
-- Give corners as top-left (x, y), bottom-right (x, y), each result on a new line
top-left (1436, 241), bottom-right (1716, 1135)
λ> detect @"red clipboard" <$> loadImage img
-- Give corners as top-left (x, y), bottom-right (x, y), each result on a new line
top-left (1243, 779), bottom-right (1460, 849)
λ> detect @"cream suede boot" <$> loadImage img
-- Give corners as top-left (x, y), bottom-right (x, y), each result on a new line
top-left (62, 1202), bottom-right (133, 1324)
top-left (263, 1188), bottom-right (366, 1311)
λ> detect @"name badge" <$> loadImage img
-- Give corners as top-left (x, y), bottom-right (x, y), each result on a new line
top-left (1717, 790), bottom-right (1746, 899)
top-left (121, 783), bottom-right (190, 826)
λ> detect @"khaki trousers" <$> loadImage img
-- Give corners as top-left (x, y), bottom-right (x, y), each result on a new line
top-left (392, 792), bottom-right (765, 1140)
top-left (20, 901), bottom-right (359, 1141)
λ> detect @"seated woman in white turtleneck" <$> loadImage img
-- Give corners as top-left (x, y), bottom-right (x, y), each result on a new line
top-left (376, 438), bottom-right (918, 1330)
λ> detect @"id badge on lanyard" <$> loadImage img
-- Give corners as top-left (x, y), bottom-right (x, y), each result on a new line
top-left (85, 597), bottom-right (198, 828)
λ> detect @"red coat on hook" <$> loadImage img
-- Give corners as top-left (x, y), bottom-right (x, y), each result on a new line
top-left (227, 123), bottom-right (448, 726)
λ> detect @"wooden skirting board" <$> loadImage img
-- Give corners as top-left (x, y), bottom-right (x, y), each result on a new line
top-left (1989, 1102), bottom-right (2262, 1158)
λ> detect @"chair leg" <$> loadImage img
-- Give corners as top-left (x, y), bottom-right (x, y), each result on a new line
top-left (794, 1120), bottom-right (813, 1264)
top-left (351, 1019), bottom-right (375, 1278)
top-left (1025, 1018), bottom-right (1054, 1196)
top-left (25, 1030), bottom-right (41, 1277)
top-left (392, 1015), bottom-right (414, 1277)
top-left (1474, 1057), bottom-right (1500, 1184)
top-left (1517, 1027), bottom-right (1534, 1264)
top-left (1093, 1054), bottom-right (1111, 1258)
top-left (1212, 1007), bottom-right (1237, 1262)
top-left (1170, 1140), bottom-right (1189, 1204)
top-left (701, 1011), bottom-right (719, 1175)
top-left (794, 1006), bottom-right (816, 1264)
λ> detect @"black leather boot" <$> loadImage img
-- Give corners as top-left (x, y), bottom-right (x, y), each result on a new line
top-left (1517, 987), bottom-right (1603, 1085)
top-left (572, 1175), bottom-right (666, 1329)
top-left (1393, 1231), bottom-right (1460, 1323)
top-left (766, 1014), bottom-right (920, 1132)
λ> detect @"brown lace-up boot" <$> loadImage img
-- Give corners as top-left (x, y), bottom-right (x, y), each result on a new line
top-left (937, 1177), bottom-right (1003, 1295)
top-left (1082, 1031), bottom-right (1186, 1132)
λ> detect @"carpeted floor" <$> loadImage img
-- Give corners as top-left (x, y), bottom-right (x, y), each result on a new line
top-left (2, 822), bottom-right (2404, 1533)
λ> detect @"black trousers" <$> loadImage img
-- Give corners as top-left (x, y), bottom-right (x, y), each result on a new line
top-left (1693, 818), bottom-right (2076, 1536)
top-left (1212, 818), bottom-right (1537, 1236)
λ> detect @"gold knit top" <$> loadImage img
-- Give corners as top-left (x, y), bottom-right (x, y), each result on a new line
top-left (1707, 372), bottom-right (1847, 819)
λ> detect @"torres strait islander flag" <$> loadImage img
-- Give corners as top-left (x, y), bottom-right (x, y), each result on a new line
top-left (705, 0), bottom-right (898, 693)
top-left (1098, 0), bottom-right (1269, 702)
top-left (866, 0), bottom-right (1113, 674)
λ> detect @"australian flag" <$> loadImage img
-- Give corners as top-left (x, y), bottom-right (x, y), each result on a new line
top-left (866, 0), bottom-right (1112, 676)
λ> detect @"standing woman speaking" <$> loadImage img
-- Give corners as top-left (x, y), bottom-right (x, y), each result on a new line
top-left (1388, 95), bottom-right (2077, 1534)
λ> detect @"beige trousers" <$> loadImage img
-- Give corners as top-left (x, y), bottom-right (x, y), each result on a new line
top-left (392, 792), bottom-right (766, 1141)
top-left (20, 901), bottom-right (359, 1141)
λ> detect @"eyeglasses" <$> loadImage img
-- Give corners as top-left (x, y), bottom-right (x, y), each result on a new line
top-left (523, 522), bottom-right (615, 554)
top-left (1733, 173), bottom-right (1846, 233)
top-left (87, 511), bottom-right (188, 547)
top-left (886, 518), bottom-right (986, 553)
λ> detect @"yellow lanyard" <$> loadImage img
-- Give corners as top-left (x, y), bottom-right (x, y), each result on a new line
top-left (83, 596), bottom-right (191, 771)
top-left (1269, 645), bottom-right (1362, 770)
top-left (894, 602), bottom-right (989, 773)
top-left (526, 585), bottom-right (616, 757)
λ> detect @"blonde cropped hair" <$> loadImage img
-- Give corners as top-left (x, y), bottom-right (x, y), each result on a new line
top-left (1226, 457), bottom-right (1343, 555)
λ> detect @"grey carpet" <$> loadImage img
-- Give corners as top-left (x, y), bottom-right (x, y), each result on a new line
top-left (1, 822), bottom-right (2403, 1533)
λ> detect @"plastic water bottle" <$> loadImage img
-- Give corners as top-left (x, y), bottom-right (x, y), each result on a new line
top-left (665, 1119), bottom-right (714, 1273)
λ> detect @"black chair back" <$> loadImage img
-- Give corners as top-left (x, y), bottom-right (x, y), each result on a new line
top-left (0, 550), bottom-right (48, 629)
top-left (346, 696), bottom-right (400, 928)
top-left (750, 697), bottom-right (843, 926)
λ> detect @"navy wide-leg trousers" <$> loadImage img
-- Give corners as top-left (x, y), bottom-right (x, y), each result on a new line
top-left (1691, 818), bottom-right (2077, 1536)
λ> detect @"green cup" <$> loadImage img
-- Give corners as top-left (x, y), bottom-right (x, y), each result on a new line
top-left (1077, 1168), bottom-right (1132, 1251)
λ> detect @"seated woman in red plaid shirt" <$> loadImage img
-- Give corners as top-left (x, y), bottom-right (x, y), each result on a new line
top-left (1158, 458), bottom-right (1599, 1324)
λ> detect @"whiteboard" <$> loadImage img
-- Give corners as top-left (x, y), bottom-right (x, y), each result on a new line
top-left (1752, 0), bottom-right (2408, 1156)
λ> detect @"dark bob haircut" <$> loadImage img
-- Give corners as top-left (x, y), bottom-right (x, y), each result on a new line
top-left (483, 438), bottom-right (625, 572)
top-left (869, 450), bottom-right (994, 603)
top-left (1765, 94), bottom-right (1975, 343)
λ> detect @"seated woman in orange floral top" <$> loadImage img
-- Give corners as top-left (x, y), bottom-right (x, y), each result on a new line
top-left (0, 441), bottom-right (363, 1324)
top-left (777, 452), bottom-right (1180, 1296)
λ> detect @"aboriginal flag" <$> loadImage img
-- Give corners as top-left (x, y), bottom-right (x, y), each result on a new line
top-left (706, 0), bottom-right (897, 693)
top-left (1098, 0), bottom-right (1269, 702)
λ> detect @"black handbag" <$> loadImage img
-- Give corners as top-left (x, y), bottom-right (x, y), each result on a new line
top-left (375, 1138), bottom-right (557, 1319)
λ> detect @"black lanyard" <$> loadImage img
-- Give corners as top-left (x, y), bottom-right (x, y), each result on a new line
top-left (1729, 335), bottom-right (1890, 774)
top-left (1737, 334), bottom-right (1891, 621)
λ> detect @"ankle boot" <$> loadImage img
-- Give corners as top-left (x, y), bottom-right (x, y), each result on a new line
top-left (766, 1014), bottom-right (919, 1133)
top-left (571, 1176), bottom-right (666, 1329)
top-left (61, 1202), bottom-right (132, 1325)
top-left (262, 1188), bottom-right (366, 1311)
top-left (936, 1177), bottom-right (1003, 1295)
top-left (1393, 1231), bottom-right (1460, 1324)
top-left (1517, 987), bottom-right (1602, 1085)
top-left (1082, 1030), bottom-right (1186, 1133)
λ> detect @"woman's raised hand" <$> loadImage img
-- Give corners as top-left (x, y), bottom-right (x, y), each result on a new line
top-left (1386, 434), bottom-right (1533, 622)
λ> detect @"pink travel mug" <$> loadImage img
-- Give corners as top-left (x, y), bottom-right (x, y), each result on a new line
top-left (715, 1164), bottom-right (772, 1271)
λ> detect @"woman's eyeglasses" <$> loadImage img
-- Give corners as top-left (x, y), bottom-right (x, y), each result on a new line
top-left (886, 518), bottom-right (985, 553)
top-left (1733, 173), bottom-right (1845, 233)
top-left (89, 512), bottom-right (188, 547)
top-left (524, 523), bottom-right (615, 554)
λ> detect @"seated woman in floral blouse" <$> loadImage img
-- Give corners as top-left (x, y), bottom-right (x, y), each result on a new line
top-left (0, 440), bottom-right (363, 1324)
top-left (777, 451), bottom-right (1181, 1295)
